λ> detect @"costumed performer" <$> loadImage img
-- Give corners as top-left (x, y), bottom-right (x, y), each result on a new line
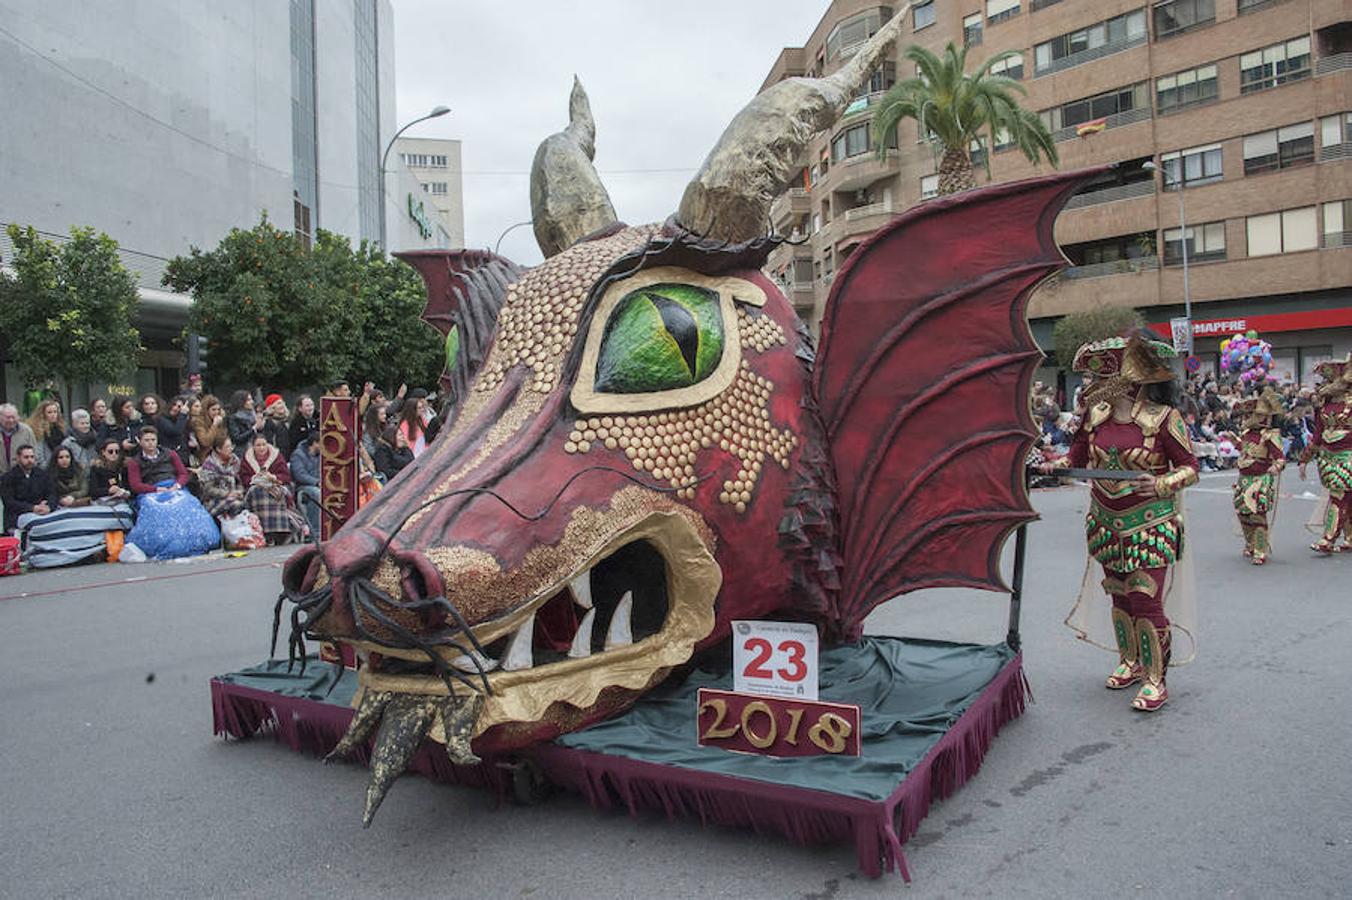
top-left (1232, 388), bottom-right (1286, 565)
top-left (1299, 355), bottom-right (1352, 553)
top-left (1043, 333), bottom-right (1198, 712)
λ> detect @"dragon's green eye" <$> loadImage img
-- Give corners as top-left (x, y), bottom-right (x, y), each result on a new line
top-left (445, 324), bottom-right (461, 372)
top-left (593, 283), bottom-right (724, 394)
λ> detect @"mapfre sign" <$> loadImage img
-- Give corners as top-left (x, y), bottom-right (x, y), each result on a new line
top-left (319, 396), bottom-right (360, 540)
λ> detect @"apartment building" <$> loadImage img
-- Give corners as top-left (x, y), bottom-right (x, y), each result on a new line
top-left (394, 136), bottom-right (466, 248)
top-left (761, 0), bottom-right (1352, 387)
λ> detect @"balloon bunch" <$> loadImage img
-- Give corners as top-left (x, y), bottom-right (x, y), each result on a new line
top-left (1219, 330), bottom-right (1274, 385)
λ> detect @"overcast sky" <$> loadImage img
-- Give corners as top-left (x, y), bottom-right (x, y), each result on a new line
top-left (390, 0), bottom-right (827, 266)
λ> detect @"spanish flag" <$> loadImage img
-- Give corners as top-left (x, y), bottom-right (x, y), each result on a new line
top-left (1076, 118), bottom-right (1107, 137)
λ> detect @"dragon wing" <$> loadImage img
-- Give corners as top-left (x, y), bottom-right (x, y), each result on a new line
top-left (811, 167), bottom-right (1107, 639)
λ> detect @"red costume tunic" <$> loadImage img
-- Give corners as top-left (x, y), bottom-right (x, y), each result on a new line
top-left (1065, 397), bottom-right (1198, 626)
top-left (1300, 397), bottom-right (1352, 548)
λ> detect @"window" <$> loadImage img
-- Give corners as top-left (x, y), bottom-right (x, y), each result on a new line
top-left (1160, 143), bottom-right (1222, 189)
top-left (1321, 113), bottom-right (1352, 153)
top-left (921, 174), bottom-right (939, 199)
top-left (1243, 123), bottom-right (1314, 174)
top-left (1152, 0), bottom-right (1214, 39)
top-left (293, 195), bottom-right (312, 251)
top-left (1040, 83), bottom-right (1148, 132)
top-left (830, 122), bottom-right (872, 161)
top-left (793, 259), bottom-right (814, 283)
top-left (1034, 10), bottom-right (1146, 75)
top-left (428, 181), bottom-right (448, 195)
top-left (913, 1), bottom-right (935, 29)
top-left (1067, 233), bottom-right (1154, 266)
top-left (986, 0), bottom-right (1020, 25)
top-left (1323, 200), bottom-right (1350, 247)
top-left (969, 138), bottom-right (987, 167)
top-left (1238, 0), bottom-right (1279, 11)
top-left (1155, 64), bottom-right (1218, 114)
top-left (990, 51), bottom-right (1024, 80)
top-left (993, 126), bottom-right (1014, 149)
top-left (1240, 37), bottom-right (1311, 94)
top-left (1163, 222), bottom-right (1226, 264)
top-left (864, 61), bottom-right (897, 94)
top-left (964, 14), bottom-right (983, 47)
top-left (826, 7), bottom-right (892, 60)
top-left (430, 154), bottom-right (448, 168)
top-left (1246, 207), bottom-right (1318, 256)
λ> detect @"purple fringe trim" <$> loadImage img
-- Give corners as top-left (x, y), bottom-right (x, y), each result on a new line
top-left (210, 653), bottom-right (1029, 881)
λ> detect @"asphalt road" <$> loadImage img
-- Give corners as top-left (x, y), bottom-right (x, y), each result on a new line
top-left (0, 470), bottom-right (1348, 899)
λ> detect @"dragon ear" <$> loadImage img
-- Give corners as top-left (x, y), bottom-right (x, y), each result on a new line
top-left (530, 77), bottom-right (619, 258)
top-left (394, 249), bottom-right (522, 399)
top-left (676, 8), bottom-right (905, 244)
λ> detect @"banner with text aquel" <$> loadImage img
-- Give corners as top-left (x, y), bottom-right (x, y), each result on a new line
top-left (732, 620), bottom-right (818, 701)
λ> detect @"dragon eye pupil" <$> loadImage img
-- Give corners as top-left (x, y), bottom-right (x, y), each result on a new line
top-left (647, 293), bottom-right (699, 377)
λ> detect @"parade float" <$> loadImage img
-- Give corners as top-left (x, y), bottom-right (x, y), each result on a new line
top-left (210, 11), bottom-right (1112, 879)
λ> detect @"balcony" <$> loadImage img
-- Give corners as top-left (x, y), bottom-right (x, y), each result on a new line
top-left (769, 187), bottom-right (811, 229)
top-left (1062, 179), bottom-right (1156, 209)
top-left (1051, 107), bottom-right (1151, 143)
top-left (1034, 33), bottom-right (1147, 78)
top-left (838, 91), bottom-right (890, 124)
top-left (827, 149), bottom-right (900, 193)
top-left (1316, 52), bottom-right (1352, 76)
top-left (1062, 256), bottom-right (1160, 280)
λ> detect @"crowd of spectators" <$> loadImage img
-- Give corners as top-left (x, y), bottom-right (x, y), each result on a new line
top-left (1028, 373), bottom-right (1322, 485)
top-left (0, 379), bottom-right (449, 567)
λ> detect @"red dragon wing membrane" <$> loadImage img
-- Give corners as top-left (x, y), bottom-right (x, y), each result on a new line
top-left (811, 167), bottom-right (1107, 639)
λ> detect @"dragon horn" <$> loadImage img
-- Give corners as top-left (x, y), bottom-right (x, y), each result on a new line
top-left (530, 76), bottom-right (619, 258)
top-left (361, 694), bottom-right (439, 827)
top-left (325, 689), bottom-right (393, 763)
top-left (676, 5), bottom-right (910, 244)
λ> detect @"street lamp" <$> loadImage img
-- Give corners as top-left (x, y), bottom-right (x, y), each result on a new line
top-left (494, 219), bottom-right (534, 255)
top-left (379, 105), bottom-right (451, 250)
top-left (1143, 159), bottom-right (1192, 356)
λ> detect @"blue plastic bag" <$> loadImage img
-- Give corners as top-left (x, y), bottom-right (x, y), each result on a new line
top-left (126, 483), bottom-right (220, 560)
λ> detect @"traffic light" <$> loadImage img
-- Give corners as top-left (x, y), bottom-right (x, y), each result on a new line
top-left (186, 333), bottom-right (208, 382)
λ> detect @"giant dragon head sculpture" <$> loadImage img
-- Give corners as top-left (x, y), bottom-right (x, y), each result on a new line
top-left (281, 6), bottom-right (1103, 824)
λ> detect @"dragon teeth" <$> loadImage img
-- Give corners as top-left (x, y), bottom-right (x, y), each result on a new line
top-left (450, 650), bottom-right (499, 673)
top-left (568, 608), bottom-right (597, 658)
top-left (568, 570), bottom-right (593, 609)
top-left (605, 591), bottom-right (633, 650)
top-left (501, 613), bottom-right (535, 671)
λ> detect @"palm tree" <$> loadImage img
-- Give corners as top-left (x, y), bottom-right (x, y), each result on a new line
top-left (872, 43), bottom-right (1057, 196)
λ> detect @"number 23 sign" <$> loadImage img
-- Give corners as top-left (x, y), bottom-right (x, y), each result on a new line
top-left (733, 620), bottom-right (818, 700)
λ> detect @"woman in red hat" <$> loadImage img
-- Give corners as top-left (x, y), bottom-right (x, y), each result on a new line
top-left (260, 393), bottom-right (292, 458)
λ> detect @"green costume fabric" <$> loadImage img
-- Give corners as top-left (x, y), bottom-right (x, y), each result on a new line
top-left (1316, 449), bottom-right (1352, 495)
top-left (1085, 497), bottom-right (1181, 572)
top-left (218, 638), bottom-right (1015, 803)
top-left (1232, 472), bottom-right (1277, 515)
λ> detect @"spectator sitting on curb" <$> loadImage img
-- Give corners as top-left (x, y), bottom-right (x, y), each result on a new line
top-left (240, 433), bottom-right (306, 545)
top-left (61, 409), bottom-right (99, 468)
top-left (28, 400), bottom-right (66, 468)
top-left (88, 438), bottom-right (132, 503)
top-left (49, 446), bottom-right (91, 508)
top-left (290, 437), bottom-right (321, 538)
top-left (1, 444), bottom-right (56, 532)
top-left (1, 402), bottom-right (38, 474)
top-left (197, 431), bottom-right (247, 520)
top-left (126, 426), bottom-right (189, 494)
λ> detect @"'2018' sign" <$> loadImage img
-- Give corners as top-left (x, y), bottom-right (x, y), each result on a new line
top-left (696, 689), bottom-right (861, 758)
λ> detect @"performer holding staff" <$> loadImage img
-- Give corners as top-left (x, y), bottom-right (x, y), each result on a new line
top-left (1041, 334), bottom-right (1198, 712)
top-left (1299, 356), bottom-right (1352, 554)
top-left (1232, 388), bottom-right (1286, 565)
